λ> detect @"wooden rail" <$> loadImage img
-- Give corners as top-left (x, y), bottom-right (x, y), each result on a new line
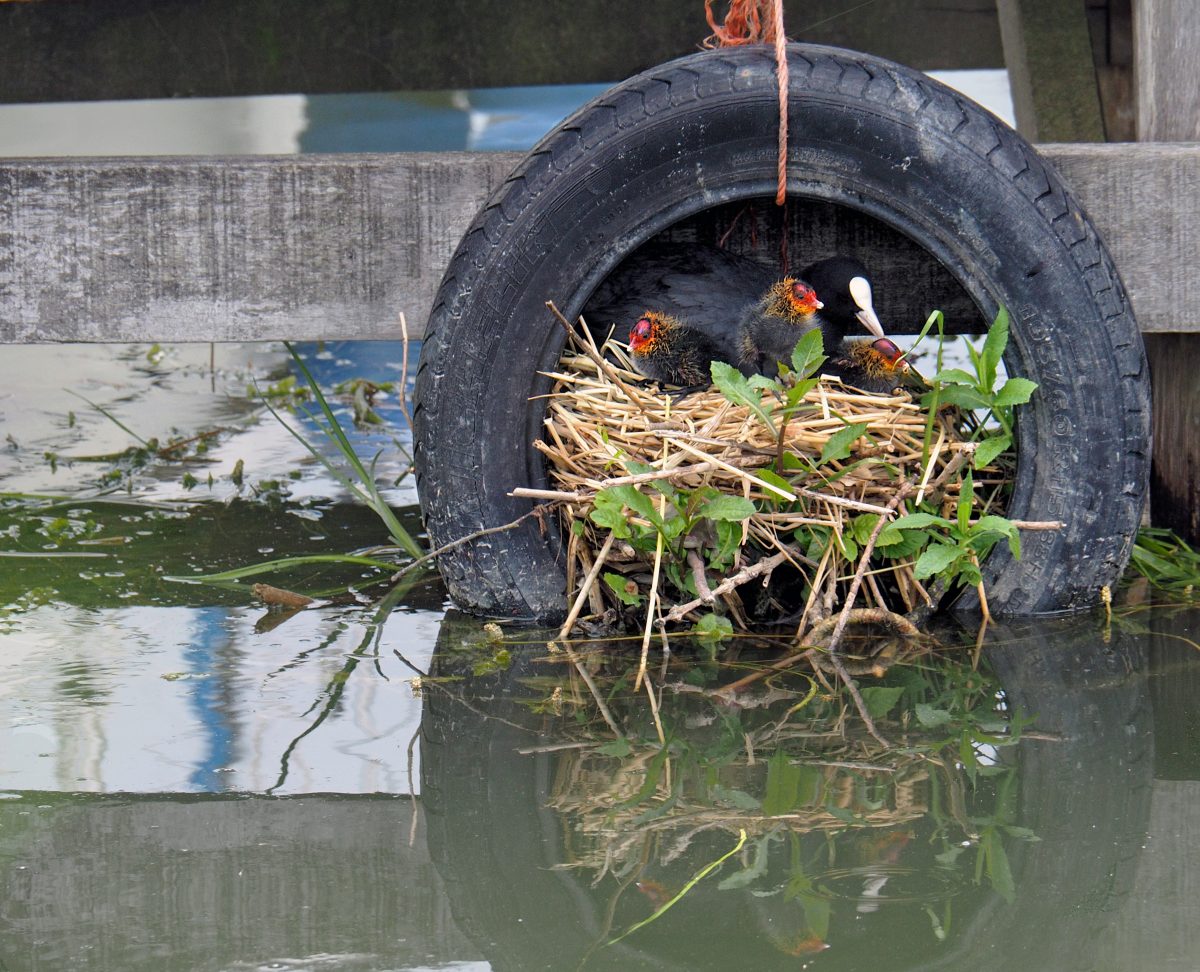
top-left (1, 143), bottom-right (1196, 343)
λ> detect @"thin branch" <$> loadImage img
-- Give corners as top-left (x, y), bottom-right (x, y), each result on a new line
top-left (662, 549), bottom-right (791, 623)
top-left (389, 504), bottom-right (558, 583)
top-left (545, 301), bottom-right (643, 402)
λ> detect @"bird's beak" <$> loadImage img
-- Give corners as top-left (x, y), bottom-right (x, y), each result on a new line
top-left (848, 276), bottom-right (886, 338)
top-left (856, 306), bottom-right (886, 339)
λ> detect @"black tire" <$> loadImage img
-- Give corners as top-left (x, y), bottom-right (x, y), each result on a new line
top-left (414, 43), bottom-right (1150, 623)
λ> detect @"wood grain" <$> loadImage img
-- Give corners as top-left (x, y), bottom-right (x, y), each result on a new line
top-left (1135, 0), bottom-right (1200, 140)
top-left (1, 144), bottom-right (1197, 343)
top-left (997, 0), bottom-right (1105, 142)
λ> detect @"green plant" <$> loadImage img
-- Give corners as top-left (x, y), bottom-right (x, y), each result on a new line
top-left (918, 308), bottom-right (1036, 468)
top-left (1129, 527), bottom-right (1200, 595)
top-left (261, 344), bottom-right (422, 559)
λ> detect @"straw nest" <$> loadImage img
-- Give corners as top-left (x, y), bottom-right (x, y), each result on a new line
top-left (526, 321), bottom-right (1009, 638)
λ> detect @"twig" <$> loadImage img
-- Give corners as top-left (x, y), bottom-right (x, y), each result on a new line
top-left (509, 487), bottom-right (586, 502)
top-left (687, 550), bottom-right (716, 604)
top-left (826, 650), bottom-right (890, 747)
top-left (559, 532), bottom-right (615, 641)
top-left (555, 533), bottom-right (625, 738)
top-left (635, 479), bottom-right (669, 693)
top-left (397, 311), bottom-right (415, 434)
top-left (252, 583), bottom-right (314, 609)
top-left (824, 481), bottom-right (915, 655)
top-left (662, 549), bottom-right (791, 623)
top-left (814, 480), bottom-right (916, 747)
top-left (389, 504), bottom-right (557, 584)
top-left (546, 301), bottom-right (643, 402)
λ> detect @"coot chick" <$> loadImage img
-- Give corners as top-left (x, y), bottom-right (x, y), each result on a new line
top-left (628, 311), bottom-right (727, 387)
top-left (585, 241), bottom-right (777, 360)
top-left (824, 338), bottom-right (923, 394)
top-left (736, 277), bottom-right (825, 377)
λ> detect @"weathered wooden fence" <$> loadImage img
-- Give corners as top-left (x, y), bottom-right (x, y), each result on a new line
top-left (2, 144), bottom-right (1197, 344)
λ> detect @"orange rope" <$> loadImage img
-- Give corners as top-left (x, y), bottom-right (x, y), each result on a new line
top-left (704, 0), bottom-right (789, 206)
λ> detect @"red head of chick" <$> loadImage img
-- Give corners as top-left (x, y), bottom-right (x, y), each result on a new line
top-left (737, 277), bottom-right (824, 377)
top-left (628, 311), bottom-right (726, 387)
top-left (825, 337), bottom-right (925, 394)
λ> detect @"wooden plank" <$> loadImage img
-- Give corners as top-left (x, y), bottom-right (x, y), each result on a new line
top-left (1132, 0), bottom-right (1200, 543)
top-left (1134, 0), bottom-right (1200, 139)
top-left (0, 0), bottom-right (1003, 104)
top-left (1046, 143), bottom-right (1200, 334)
top-left (1, 144), bottom-right (1198, 344)
top-left (0, 153), bottom-right (520, 343)
top-left (997, 0), bottom-right (1106, 141)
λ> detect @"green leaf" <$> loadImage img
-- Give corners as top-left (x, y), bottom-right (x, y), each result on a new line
top-left (890, 512), bottom-right (952, 531)
top-left (981, 307), bottom-right (1010, 392)
top-left (718, 835), bottom-right (772, 890)
top-left (603, 571), bottom-right (642, 606)
top-left (930, 367), bottom-right (980, 387)
top-left (589, 492), bottom-right (632, 538)
top-left (820, 422), bottom-right (869, 464)
top-left (992, 376), bottom-right (1038, 408)
top-left (957, 468), bottom-right (974, 535)
top-left (852, 514), bottom-right (879, 546)
top-left (860, 685), bottom-right (904, 719)
top-left (914, 542), bottom-right (963, 579)
top-left (973, 434), bottom-right (1012, 469)
top-left (790, 328), bottom-right (827, 378)
top-left (711, 361), bottom-right (776, 433)
top-left (693, 612), bottom-right (734, 644)
top-left (981, 827), bottom-right (1016, 902)
top-left (974, 514), bottom-right (1022, 558)
top-left (763, 749), bottom-right (802, 816)
top-left (915, 702), bottom-right (953, 727)
top-left (710, 785), bottom-right (762, 811)
top-left (755, 467), bottom-right (794, 504)
top-left (592, 485), bottom-right (664, 537)
top-left (697, 495), bottom-right (757, 522)
top-left (934, 385), bottom-right (993, 411)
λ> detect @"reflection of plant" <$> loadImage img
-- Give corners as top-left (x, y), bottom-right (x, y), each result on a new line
top-left (532, 639), bottom-right (1031, 945)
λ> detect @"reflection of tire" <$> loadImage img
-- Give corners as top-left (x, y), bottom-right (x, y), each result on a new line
top-left (414, 43), bottom-right (1150, 622)
top-left (420, 614), bottom-right (1153, 972)
top-left (920, 618), bottom-right (1153, 972)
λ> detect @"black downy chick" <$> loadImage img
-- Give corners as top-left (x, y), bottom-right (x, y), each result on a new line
top-left (585, 241), bottom-right (776, 363)
top-left (627, 311), bottom-right (727, 387)
top-left (736, 276), bottom-right (825, 377)
top-left (823, 337), bottom-right (925, 394)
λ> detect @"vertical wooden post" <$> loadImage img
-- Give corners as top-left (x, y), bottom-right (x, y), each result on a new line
top-left (1134, 0), bottom-right (1200, 543)
top-left (996, 0), bottom-right (1105, 141)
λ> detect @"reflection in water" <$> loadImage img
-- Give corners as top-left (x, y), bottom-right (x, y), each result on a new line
top-left (1, 604), bottom-right (1198, 970)
top-left (418, 606), bottom-right (1197, 972)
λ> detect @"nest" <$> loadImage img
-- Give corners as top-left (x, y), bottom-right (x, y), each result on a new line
top-left (527, 321), bottom-right (1008, 638)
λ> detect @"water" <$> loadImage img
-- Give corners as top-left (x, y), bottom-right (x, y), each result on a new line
top-left (4, 75), bottom-right (1200, 972)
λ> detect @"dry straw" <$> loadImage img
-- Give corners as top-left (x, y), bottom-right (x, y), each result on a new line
top-left (517, 317), bottom-right (1009, 654)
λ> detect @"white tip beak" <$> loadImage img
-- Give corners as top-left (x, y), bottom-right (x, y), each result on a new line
top-left (849, 275), bottom-right (886, 339)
